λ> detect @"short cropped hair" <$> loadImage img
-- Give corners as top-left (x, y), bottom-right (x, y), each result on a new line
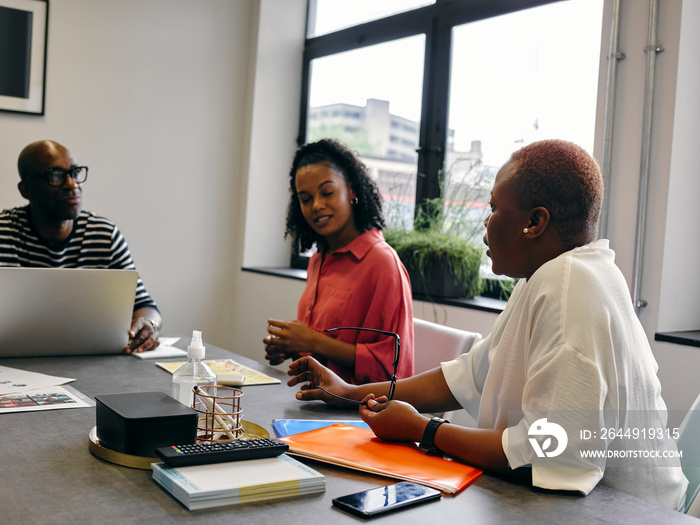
top-left (509, 139), bottom-right (603, 245)
top-left (285, 138), bottom-right (385, 253)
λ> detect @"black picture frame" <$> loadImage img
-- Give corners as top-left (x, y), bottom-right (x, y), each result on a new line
top-left (0, 0), bottom-right (48, 115)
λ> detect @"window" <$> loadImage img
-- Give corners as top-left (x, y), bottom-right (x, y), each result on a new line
top-left (447, 1), bottom-right (603, 280)
top-left (305, 35), bottom-right (426, 229)
top-left (308, 0), bottom-right (435, 37)
top-left (300, 0), bottom-right (604, 295)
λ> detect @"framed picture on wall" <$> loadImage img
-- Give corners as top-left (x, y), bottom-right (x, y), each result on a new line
top-left (0, 0), bottom-right (48, 115)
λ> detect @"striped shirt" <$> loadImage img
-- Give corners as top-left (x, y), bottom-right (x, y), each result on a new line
top-left (0, 206), bottom-right (158, 312)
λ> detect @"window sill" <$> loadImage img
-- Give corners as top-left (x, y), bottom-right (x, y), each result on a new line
top-left (242, 266), bottom-right (506, 314)
top-left (242, 266), bottom-right (308, 280)
top-left (654, 331), bottom-right (700, 349)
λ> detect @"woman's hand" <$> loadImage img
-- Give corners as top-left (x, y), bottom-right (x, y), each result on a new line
top-left (263, 336), bottom-right (291, 366)
top-left (361, 395), bottom-right (510, 472)
top-left (359, 394), bottom-right (428, 442)
top-left (263, 319), bottom-right (318, 365)
top-left (287, 356), bottom-right (358, 407)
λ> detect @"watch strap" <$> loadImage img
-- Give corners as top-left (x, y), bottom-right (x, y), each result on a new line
top-left (419, 416), bottom-right (449, 454)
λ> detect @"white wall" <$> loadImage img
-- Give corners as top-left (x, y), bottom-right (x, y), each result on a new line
top-left (658, 0), bottom-right (700, 332)
top-left (228, 0), bottom-right (307, 363)
top-left (240, 0), bottom-right (307, 269)
top-left (0, 0), bottom-right (253, 348)
top-left (645, 0), bottom-right (700, 425)
top-left (599, 0), bottom-right (700, 424)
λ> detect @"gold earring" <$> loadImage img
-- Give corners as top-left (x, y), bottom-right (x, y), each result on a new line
top-left (351, 197), bottom-right (358, 205)
top-left (523, 228), bottom-right (529, 234)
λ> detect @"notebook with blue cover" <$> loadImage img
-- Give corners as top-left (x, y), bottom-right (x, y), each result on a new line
top-left (272, 418), bottom-right (370, 438)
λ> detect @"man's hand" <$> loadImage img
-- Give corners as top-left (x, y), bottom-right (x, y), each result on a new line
top-left (126, 316), bottom-right (160, 354)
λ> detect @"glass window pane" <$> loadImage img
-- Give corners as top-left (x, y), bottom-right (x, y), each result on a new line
top-left (307, 35), bottom-right (425, 231)
top-left (309, 0), bottom-right (434, 37)
top-left (445, 0), bottom-right (604, 250)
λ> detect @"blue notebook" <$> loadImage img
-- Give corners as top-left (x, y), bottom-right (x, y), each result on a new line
top-left (272, 419), bottom-right (370, 438)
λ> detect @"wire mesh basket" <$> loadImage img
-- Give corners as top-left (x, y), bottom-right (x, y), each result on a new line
top-left (191, 385), bottom-right (244, 442)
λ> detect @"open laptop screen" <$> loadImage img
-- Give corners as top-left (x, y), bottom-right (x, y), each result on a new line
top-left (0, 267), bottom-right (137, 357)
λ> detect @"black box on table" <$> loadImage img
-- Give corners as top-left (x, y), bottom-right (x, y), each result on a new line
top-left (95, 392), bottom-right (198, 457)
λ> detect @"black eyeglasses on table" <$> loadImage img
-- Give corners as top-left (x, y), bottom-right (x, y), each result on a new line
top-left (24, 166), bottom-right (88, 186)
top-left (317, 326), bottom-right (400, 406)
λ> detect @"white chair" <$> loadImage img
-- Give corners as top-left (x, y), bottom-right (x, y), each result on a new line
top-left (413, 317), bottom-right (481, 374)
top-left (412, 317), bottom-right (481, 427)
top-left (677, 393), bottom-right (700, 516)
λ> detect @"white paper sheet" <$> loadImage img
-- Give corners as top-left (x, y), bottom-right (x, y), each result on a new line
top-left (132, 337), bottom-right (186, 359)
top-left (0, 384), bottom-right (94, 413)
top-left (0, 365), bottom-right (75, 395)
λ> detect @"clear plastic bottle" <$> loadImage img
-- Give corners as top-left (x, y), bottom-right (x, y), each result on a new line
top-left (171, 330), bottom-right (217, 406)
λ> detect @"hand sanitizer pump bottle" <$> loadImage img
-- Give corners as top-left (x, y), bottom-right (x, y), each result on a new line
top-left (171, 330), bottom-right (217, 406)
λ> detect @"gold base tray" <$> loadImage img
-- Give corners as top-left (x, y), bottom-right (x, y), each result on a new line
top-left (88, 421), bottom-right (270, 470)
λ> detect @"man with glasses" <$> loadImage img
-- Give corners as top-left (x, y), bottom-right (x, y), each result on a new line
top-left (0, 140), bottom-right (161, 353)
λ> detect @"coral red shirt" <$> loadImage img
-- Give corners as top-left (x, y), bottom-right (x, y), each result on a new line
top-left (298, 229), bottom-right (414, 384)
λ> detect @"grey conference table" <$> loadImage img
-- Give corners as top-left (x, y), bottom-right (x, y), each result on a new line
top-left (2, 340), bottom-right (697, 525)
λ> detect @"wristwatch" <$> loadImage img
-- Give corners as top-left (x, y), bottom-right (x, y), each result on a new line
top-left (419, 416), bottom-right (449, 455)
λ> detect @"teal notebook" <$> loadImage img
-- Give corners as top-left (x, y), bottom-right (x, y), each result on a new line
top-left (272, 419), bottom-right (370, 437)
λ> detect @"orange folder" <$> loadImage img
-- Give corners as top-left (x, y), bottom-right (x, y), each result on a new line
top-left (279, 423), bottom-right (482, 494)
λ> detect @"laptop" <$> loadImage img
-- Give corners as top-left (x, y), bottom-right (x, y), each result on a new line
top-left (0, 267), bottom-right (138, 357)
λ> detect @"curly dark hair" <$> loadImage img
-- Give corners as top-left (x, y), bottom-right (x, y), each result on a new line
top-left (285, 139), bottom-right (385, 253)
top-left (509, 139), bottom-right (603, 246)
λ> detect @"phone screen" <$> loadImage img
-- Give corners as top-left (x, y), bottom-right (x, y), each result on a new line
top-left (332, 482), bottom-right (441, 518)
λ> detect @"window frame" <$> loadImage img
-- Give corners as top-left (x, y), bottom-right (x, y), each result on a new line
top-left (298, 0), bottom-right (562, 213)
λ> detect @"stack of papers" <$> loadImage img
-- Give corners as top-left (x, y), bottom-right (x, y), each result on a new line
top-left (0, 365), bottom-right (93, 413)
top-left (152, 455), bottom-right (325, 510)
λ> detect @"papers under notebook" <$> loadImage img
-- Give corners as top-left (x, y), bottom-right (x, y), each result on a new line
top-left (279, 423), bottom-right (482, 494)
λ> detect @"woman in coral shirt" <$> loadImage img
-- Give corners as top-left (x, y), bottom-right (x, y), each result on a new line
top-left (263, 139), bottom-right (414, 384)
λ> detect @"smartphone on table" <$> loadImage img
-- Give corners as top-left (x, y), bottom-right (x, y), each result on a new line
top-left (332, 481), bottom-right (441, 518)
